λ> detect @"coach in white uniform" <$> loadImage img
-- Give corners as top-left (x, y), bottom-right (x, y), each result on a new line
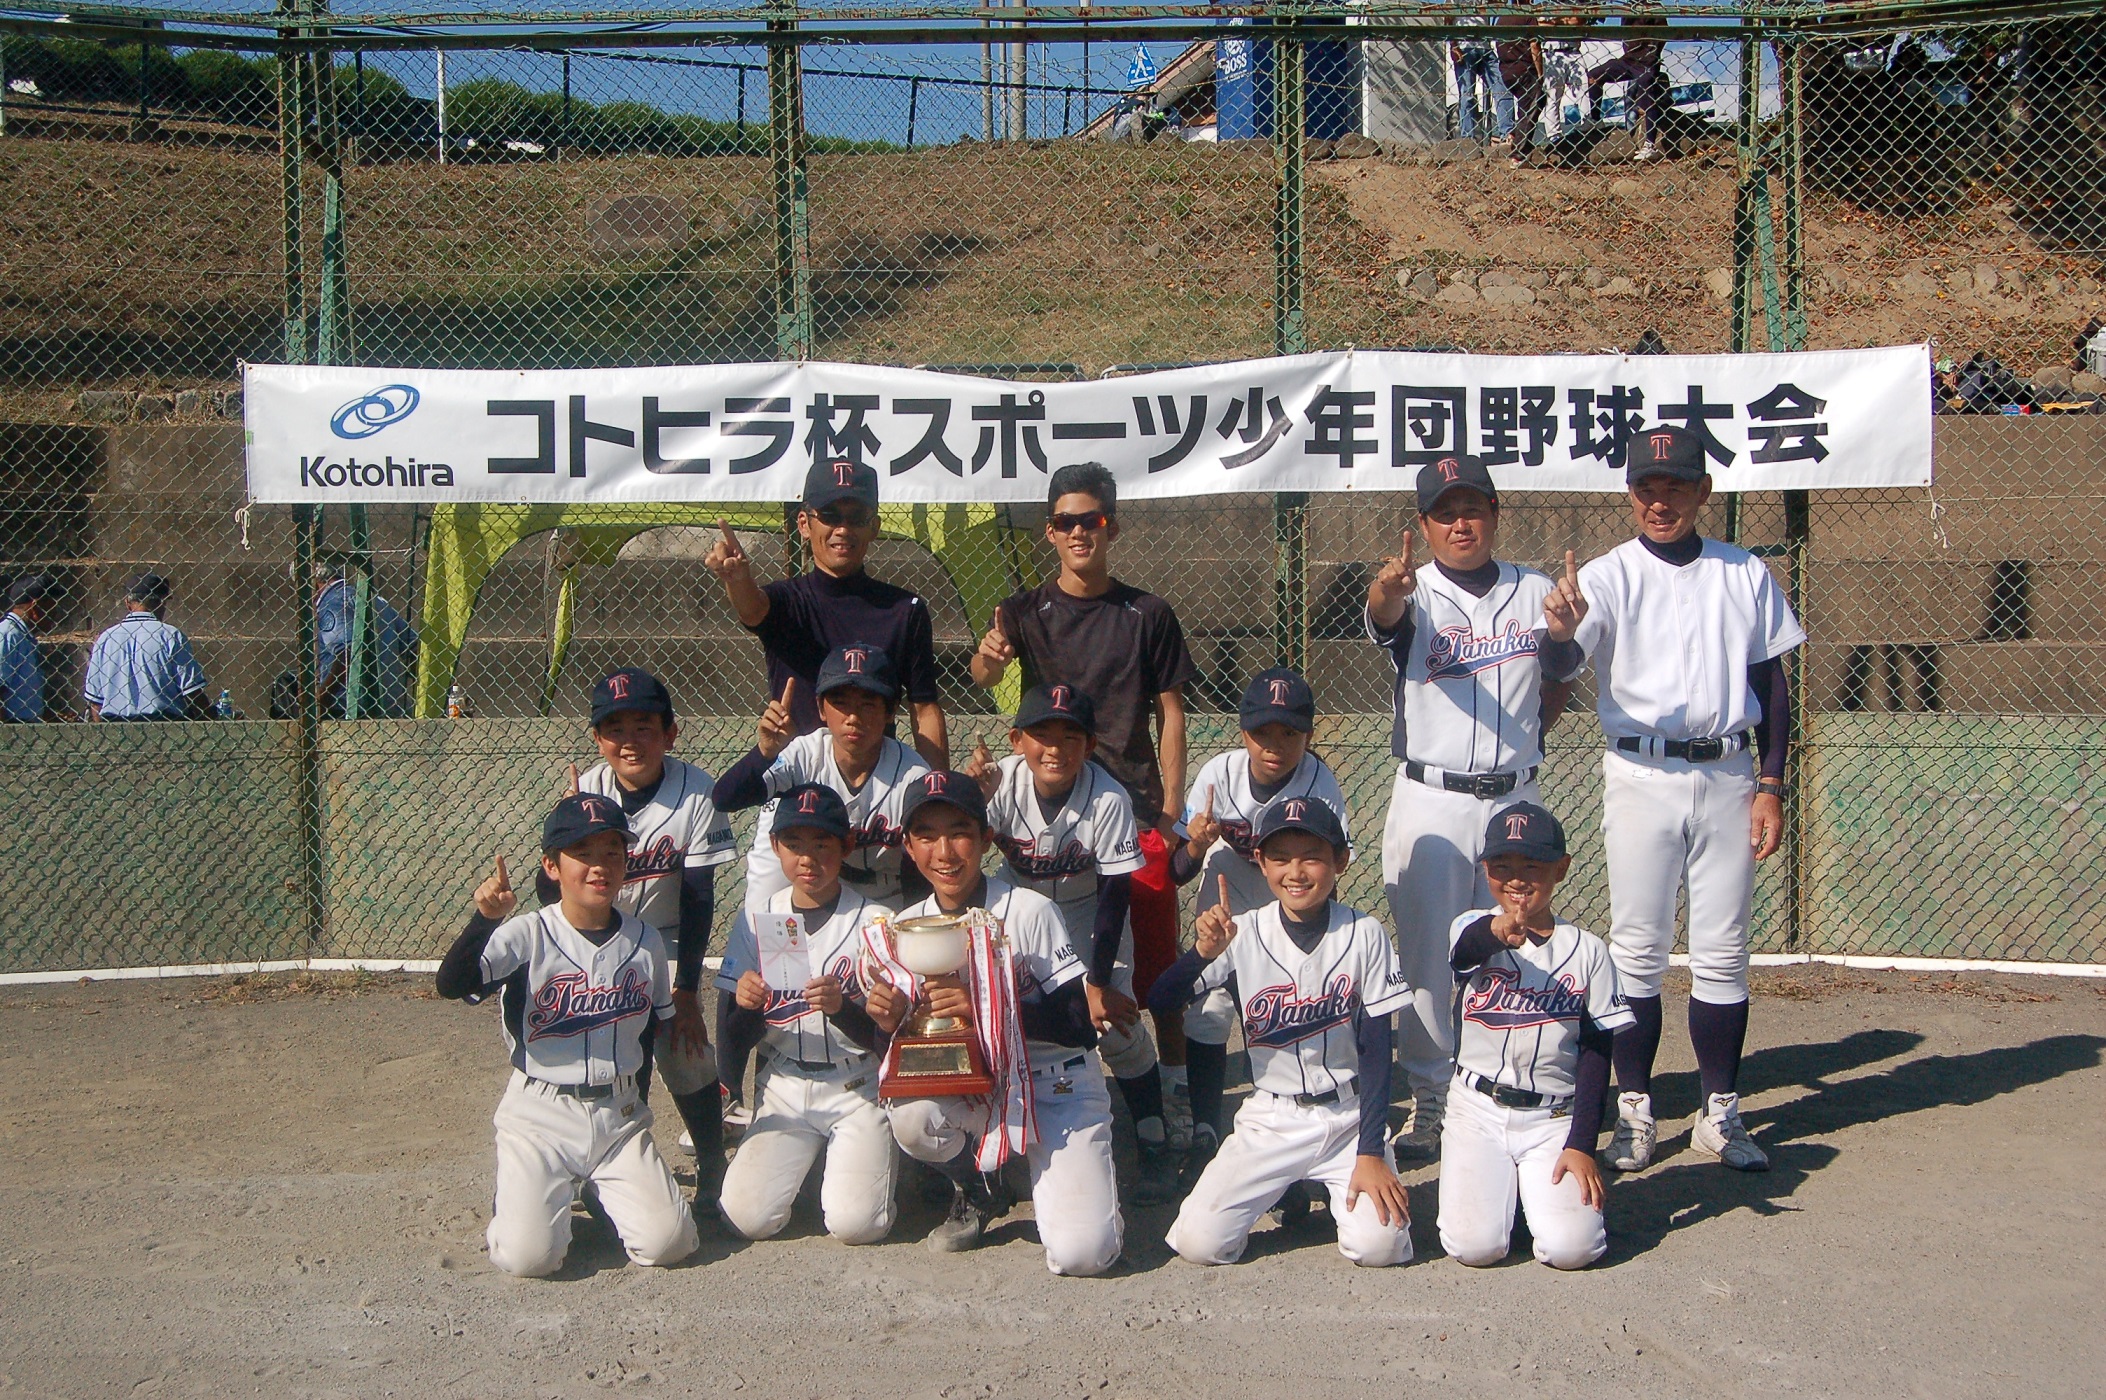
top-left (1365, 454), bottom-right (1584, 1158)
top-left (1570, 425), bottom-right (1804, 1172)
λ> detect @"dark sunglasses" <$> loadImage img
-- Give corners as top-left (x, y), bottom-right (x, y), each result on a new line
top-left (813, 502), bottom-right (875, 528)
top-left (1047, 509), bottom-right (1110, 533)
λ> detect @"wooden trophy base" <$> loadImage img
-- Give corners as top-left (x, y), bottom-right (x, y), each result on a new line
top-left (880, 1028), bottom-right (995, 1099)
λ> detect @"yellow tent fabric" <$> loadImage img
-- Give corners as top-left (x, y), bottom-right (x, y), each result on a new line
top-left (414, 502), bottom-right (1038, 718)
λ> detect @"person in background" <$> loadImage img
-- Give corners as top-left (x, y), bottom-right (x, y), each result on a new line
top-left (84, 572), bottom-right (210, 721)
top-left (1450, 19), bottom-right (1507, 142)
top-left (0, 574), bottom-right (53, 722)
top-left (314, 562), bottom-right (418, 719)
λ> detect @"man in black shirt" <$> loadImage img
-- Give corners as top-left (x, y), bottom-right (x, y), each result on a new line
top-left (970, 462), bottom-right (1198, 1146)
top-left (704, 458), bottom-right (948, 768)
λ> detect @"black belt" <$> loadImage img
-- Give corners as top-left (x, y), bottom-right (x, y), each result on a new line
top-left (1460, 1071), bottom-right (1569, 1110)
top-left (769, 1049), bottom-right (872, 1074)
top-left (1278, 1076), bottom-right (1355, 1107)
top-left (1406, 761), bottom-right (1537, 799)
top-left (1616, 731), bottom-right (1752, 763)
top-left (531, 1074), bottom-right (635, 1102)
top-left (1032, 1053), bottom-right (1089, 1078)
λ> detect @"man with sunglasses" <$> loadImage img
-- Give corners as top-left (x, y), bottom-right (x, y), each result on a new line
top-left (970, 462), bottom-right (1199, 1155)
top-left (705, 457), bottom-right (948, 768)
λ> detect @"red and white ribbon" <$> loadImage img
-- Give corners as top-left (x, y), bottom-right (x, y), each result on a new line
top-left (964, 909), bottom-right (1037, 1171)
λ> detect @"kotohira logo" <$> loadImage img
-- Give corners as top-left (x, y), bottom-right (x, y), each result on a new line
top-left (299, 454), bottom-right (456, 488)
top-left (330, 384), bottom-right (421, 439)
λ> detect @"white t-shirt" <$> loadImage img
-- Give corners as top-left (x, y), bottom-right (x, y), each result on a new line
top-left (715, 885), bottom-right (876, 1068)
top-left (985, 754), bottom-right (1145, 946)
top-left (1366, 561), bottom-right (1566, 773)
top-left (744, 732), bottom-right (929, 912)
top-left (1449, 910), bottom-right (1634, 1099)
top-left (895, 877), bottom-right (1086, 1073)
top-left (1192, 900), bottom-right (1412, 1100)
top-left (576, 756), bottom-right (736, 939)
top-left (478, 906), bottom-right (670, 1086)
top-left (1571, 537), bottom-right (1807, 742)
top-left (1175, 748), bottom-right (1352, 918)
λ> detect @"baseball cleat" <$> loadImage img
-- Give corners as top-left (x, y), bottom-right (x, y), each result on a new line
top-left (1391, 1087), bottom-right (1445, 1161)
top-left (1605, 1092), bottom-right (1656, 1171)
top-left (1178, 1122), bottom-right (1220, 1196)
top-left (1164, 1080), bottom-right (1195, 1154)
top-left (1271, 1180), bottom-right (1323, 1231)
top-left (1692, 1092), bottom-right (1769, 1171)
top-left (677, 1128), bottom-right (695, 1155)
top-left (1133, 1138), bottom-right (1179, 1208)
top-left (925, 1176), bottom-right (998, 1254)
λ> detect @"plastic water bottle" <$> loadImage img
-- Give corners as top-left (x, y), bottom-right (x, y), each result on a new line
top-left (446, 683), bottom-right (467, 719)
top-left (214, 689), bottom-right (234, 719)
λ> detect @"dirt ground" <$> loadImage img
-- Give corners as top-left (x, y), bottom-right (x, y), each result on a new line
top-left (2, 965), bottom-right (2102, 1400)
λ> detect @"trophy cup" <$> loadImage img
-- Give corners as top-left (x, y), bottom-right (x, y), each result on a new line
top-left (870, 913), bottom-right (996, 1099)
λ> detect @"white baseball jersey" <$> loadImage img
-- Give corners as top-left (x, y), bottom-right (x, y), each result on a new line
top-left (1192, 901), bottom-right (1412, 1099)
top-left (1449, 911), bottom-right (1634, 1099)
top-left (1571, 537), bottom-right (1806, 742)
top-left (1366, 562), bottom-right (1566, 773)
top-left (895, 877), bottom-right (1086, 1073)
top-left (1176, 748), bottom-right (1352, 917)
top-left (577, 757), bottom-right (736, 937)
top-left (985, 755), bottom-right (1145, 938)
top-left (745, 731), bottom-right (929, 909)
top-left (716, 886), bottom-right (875, 1068)
top-left (477, 906), bottom-right (671, 1086)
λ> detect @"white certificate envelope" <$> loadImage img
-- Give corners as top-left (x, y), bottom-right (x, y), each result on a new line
top-left (753, 911), bottom-right (811, 992)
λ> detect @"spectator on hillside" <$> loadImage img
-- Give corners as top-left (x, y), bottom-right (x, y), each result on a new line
top-left (1589, 4), bottom-right (1667, 162)
top-left (1451, 20), bottom-right (1507, 142)
top-left (314, 563), bottom-right (417, 718)
top-left (1496, 22), bottom-right (1549, 167)
top-left (84, 572), bottom-right (211, 721)
top-left (0, 573), bottom-right (53, 722)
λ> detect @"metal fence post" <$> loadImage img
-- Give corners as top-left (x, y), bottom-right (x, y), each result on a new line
top-left (1779, 36), bottom-right (1810, 955)
top-left (1272, 20), bottom-right (1308, 672)
top-left (769, 6), bottom-right (814, 360)
top-left (277, 2), bottom-right (308, 365)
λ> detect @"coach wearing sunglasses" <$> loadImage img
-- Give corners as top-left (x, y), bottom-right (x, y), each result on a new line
top-left (704, 457), bottom-right (948, 768)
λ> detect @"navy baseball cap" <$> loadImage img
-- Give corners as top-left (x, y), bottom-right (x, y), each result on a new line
top-left (1253, 795), bottom-right (1348, 852)
top-left (772, 783), bottom-right (853, 841)
top-left (1014, 682), bottom-right (1096, 736)
top-left (1626, 425), bottom-right (1708, 485)
top-left (899, 769), bottom-right (990, 830)
top-left (541, 791), bottom-right (636, 854)
top-left (1481, 802), bottom-right (1568, 863)
top-left (591, 668), bottom-right (675, 725)
top-left (1240, 667), bottom-right (1315, 733)
top-left (815, 643), bottom-right (899, 701)
top-left (1415, 454), bottom-right (1499, 514)
top-left (803, 456), bottom-right (880, 512)
top-left (7, 573), bottom-right (51, 607)
top-left (126, 571), bottom-right (171, 607)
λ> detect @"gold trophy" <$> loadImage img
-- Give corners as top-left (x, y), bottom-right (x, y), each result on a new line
top-left (869, 913), bottom-right (996, 1099)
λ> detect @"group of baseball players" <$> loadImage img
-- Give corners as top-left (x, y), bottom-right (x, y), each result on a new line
top-left (440, 424), bottom-right (1803, 1279)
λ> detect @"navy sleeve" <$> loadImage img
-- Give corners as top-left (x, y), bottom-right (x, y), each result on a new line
top-left (898, 597), bottom-right (942, 705)
top-left (1539, 636), bottom-right (1584, 683)
top-left (712, 746), bottom-right (774, 812)
top-left (436, 912), bottom-right (501, 1002)
top-left (1449, 915), bottom-right (1503, 974)
top-left (1088, 873), bottom-right (1133, 985)
top-left (1750, 655), bottom-right (1791, 782)
top-left (1564, 1016), bottom-right (1615, 1152)
top-left (1145, 947), bottom-right (1212, 1017)
top-left (1354, 1010), bottom-right (1394, 1157)
top-left (720, 1002), bottom-right (769, 1091)
top-left (828, 1000), bottom-right (884, 1054)
top-left (1169, 845), bottom-right (1206, 885)
top-left (675, 866), bottom-right (714, 992)
top-left (1018, 978), bottom-right (1096, 1049)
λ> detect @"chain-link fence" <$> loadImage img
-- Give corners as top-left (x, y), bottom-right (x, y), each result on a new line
top-left (2, 3), bottom-right (2103, 974)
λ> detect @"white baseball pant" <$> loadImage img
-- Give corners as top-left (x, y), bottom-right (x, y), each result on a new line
top-left (887, 1051), bottom-right (1124, 1277)
top-left (1166, 1091), bottom-right (1411, 1268)
top-left (718, 1052), bottom-right (897, 1245)
top-left (1437, 1075), bottom-right (1606, 1270)
top-left (486, 1072), bottom-right (699, 1278)
top-left (1382, 768), bottom-right (1539, 1093)
top-left (1601, 748), bottom-right (1757, 1004)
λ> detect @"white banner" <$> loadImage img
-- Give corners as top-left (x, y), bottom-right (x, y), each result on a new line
top-left (243, 346), bottom-right (1931, 505)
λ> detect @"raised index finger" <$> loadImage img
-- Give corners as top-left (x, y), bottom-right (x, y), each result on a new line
top-left (1402, 528), bottom-right (1415, 567)
top-left (494, 852), bottom-right (510, 888)
top-left (1202, 783), bottom-right (1215, 817)
top-left (1563, 548), bottom-right (1579, 586)
top-left (779, 675), bottom-right (796, 708)
top-left (717, 518), bottom-right (739, 550)
top-left (1217, 874), bottom-right (1231, 912)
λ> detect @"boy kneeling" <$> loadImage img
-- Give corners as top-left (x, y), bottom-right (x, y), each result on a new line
top-left (1151, 799), bottom-right (1412, 1268)
top-left (1438, 803), bottom-right (1631, 1271)
top-left (715, 784), bottom-right (897, 1245)
top-left (437, 794), bottom-right (701, 1278)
